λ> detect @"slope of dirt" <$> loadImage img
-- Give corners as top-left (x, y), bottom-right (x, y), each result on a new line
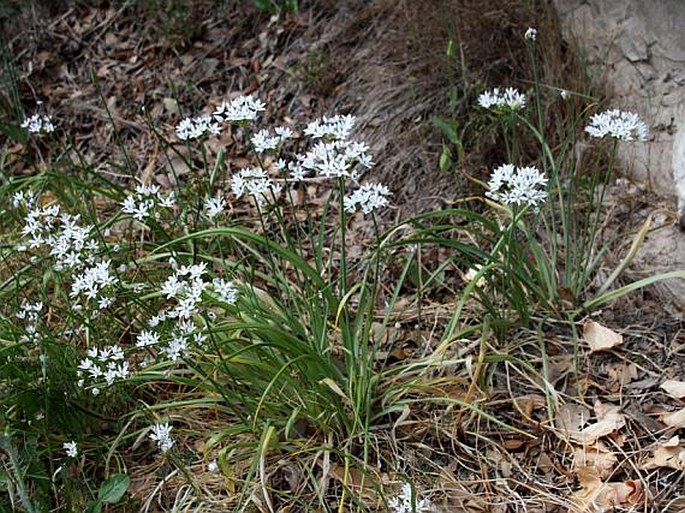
top-left (3, 0), bottom-right (588, 216)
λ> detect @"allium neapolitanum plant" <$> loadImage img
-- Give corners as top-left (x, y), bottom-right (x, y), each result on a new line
top-left (429, 27), bottom-right (678, 327)
top-left (3, 92), bottom-right (483, 510)
top-left (2, 27), bottom-right (683, 511)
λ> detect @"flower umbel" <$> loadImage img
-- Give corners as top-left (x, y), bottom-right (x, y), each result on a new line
top-left (388, 482), bottom-right (433, 513)
top-left (478, 87), bottom-right (526, 111)
top-left (231, 168), bottom-right (283, 207)
top-left (22, 113), bottom-right (55, 134)
top-left (524, 27), bottom-right (537, 41)
top-left (176, 115), bottom-right (221, 141)
top-left (213, 95), bottom-right (266, 123)
top-left (344, 183), bottom-right (392, 215)
top-left (63, 441), bottom-right (78, 458)
top-left (149, 423), bottom-right (175, 453)
top-left (584, 109), bottom-right (648, 141)
top-left (486, 164), bottom-right (548, 207)
top-left (203, 194), bottom-right (226, 219)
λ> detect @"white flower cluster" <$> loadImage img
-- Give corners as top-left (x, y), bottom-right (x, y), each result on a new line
top-left (70, 259), bottom-right (118, 310)
top-left (21, 113), bottom-right (55, 134)
top-left (388, 482), bottom-right (434, 513)
top-left (16, 195), bottom-right (118, 310)
top-left (136, 263), bottom-right (238, 362)
top-left (486, 163), bottom-right (548, 207)
top-left (20, 203), bottom-right (91, 267)
top-left (275, 158), bottom-right (307, 181)
top-left (16, 301), bottom-right (43, 343)
top-left (77, 344), bottom-right (130, 395)
top-left (299, 139), bottom-right (374, 179)
top-left (121, 183), bottom-right (175, 221)
top-left (159, 262), bottom-right (211, 320)
top-left (175, 95), bottom-right (267, 141)
top-left (63, 441), bottom-right (78, 458)
top-left (175, 115), bottom-right (221, 141)
top-left (149, 422), bottom-right (174, 453)
top-left (231, 167), bottom-right (283, 207)
top-left (213, 94), bottom-right (266, 123)
top-left (12, 190), bottom-right (35, 209)
top-left (524, 27), bottom-right (537, 41)
top-left (251, 128), bottom-right (281, 153)
top-left (478, 87), bottom-right (527, 111)
top-left (584, 109), bottom-right (648, 142)
top-left (203, 194), bottom-right (226, 219)
top-left (185, 99), bottom-right (388, 214)
top-left (304, 114), bottom-right (356, 140)
top-left (344, 183), bottom-right (392, 215)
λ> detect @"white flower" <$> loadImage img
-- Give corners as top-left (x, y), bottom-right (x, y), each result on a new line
top-left (251, 129), bottom-right (280, 153)
top-left (485, 163), bottom-right (548, 207)
top-left (176, 115), bottom-right (221, 141)
top-left (208, 459), bottom-right (219, 472)
top-left (158, 192), bottom-right (176, 209)
top-left (231, 168), bottom-right (282, 206)
top-left (524, 27), bottom-right (537, 41)
top-left (70, 260), bottom-right (118, 304)
top-left (136, 330), bottom-right (160, 348)
top-left (76, 344), bottom-right (130, 390)
top-left (559, 89), bottom-right (570, 100)
top-left (121, 185), bottom-right (174, 221)
top-left (203, 194), bottom-right (226, 219)
top-left (148, 312), bottom-right (168, 327)
top-left (304, 114), bottom-right (356, 140)
top-left (388, 482), bottom-right (433, 513)
top-left (212, 278), bottom-right (239, 304)
top-left (584, 109), bottom-right (648, 141)
top-left (477, 87), bottom-right (526, 111)
top-left (299, 139), bottom-right (373, 179)
top-left (22, 113), bottom-right (55, 134)
top-left (213, 95), bottom-right (266, 123)
top-left (63, 441), bottom-right (78, 458)
top-left (288, 162), bottom-right (306, 181)
top-left (274, 125), bottom-right (293, 141)
top-left (161, 335), bottom-right (189, 361)
top-left (149, 423), bottom-right (175, 453)
top-left (344, 183), bottom-right (392, 215)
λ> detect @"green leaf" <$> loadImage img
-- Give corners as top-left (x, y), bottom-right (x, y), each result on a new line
top-left (86, 501), bottom-right (102, 513)
top-left (439, 145), bottom-right (452, 171)
top-left (446, 39), bottom-right (455, 60)
top-left (0, 123), bottom-right (27, 145)
top-left (97, 473), bottom-right (130, 504)
top-left (447, 85), bottom-right (458, 110)
top-left (431, 117), bottom-right (460, 145)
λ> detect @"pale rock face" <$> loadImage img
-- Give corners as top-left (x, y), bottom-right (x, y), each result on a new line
top-left (673, 104), bottom-right (685, 227)
top-left (552, 0), bottom-right (685, 311)
top-left (552, 0), bottom-right (685, 213)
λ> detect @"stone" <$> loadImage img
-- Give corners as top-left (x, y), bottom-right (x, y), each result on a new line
top-left (552, 0), bottom-right (685, 311)
top-left (553, 0), bottom-right (685, 203)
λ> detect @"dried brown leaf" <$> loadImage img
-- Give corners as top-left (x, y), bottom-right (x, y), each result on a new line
top-left (573, 442), bottom-right (618, 479)
top-left (556, 403), bottom-right (591, 434)
top-left (558, 402), bottom-right (625, 445)
top-left (571, 469), bottom-right (644, 513)
top-left (641, 436), bottom-right (685, 470)
top-left (660, 408), bottom-right (685, 429)
top-left (660, 380), bottom-right (685, 399)
top-left (583, 320), bottom-right (623, 352)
